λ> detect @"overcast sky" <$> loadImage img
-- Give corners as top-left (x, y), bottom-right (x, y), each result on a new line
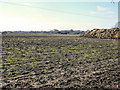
top-left (0, 0), bottom-right (118, 31)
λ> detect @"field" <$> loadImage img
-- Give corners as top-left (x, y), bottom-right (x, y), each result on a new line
top-left (2, 33), bottom-right (119, 88)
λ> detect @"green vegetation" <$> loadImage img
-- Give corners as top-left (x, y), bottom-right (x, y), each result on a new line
top-left (2, 33), bottom-right (119, 88)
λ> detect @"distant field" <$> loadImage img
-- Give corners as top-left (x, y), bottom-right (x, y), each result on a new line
top-left (3, 33), bottom-right (81, 37)
top-left (2, 33), bottom-right (119, 88)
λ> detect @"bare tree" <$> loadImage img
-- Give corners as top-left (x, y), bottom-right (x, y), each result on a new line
top-left (111, 0), bottom-right (115, 4)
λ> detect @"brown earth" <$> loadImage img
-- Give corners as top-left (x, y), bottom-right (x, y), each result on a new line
top-left (1, 34), bottom-right (119, 89)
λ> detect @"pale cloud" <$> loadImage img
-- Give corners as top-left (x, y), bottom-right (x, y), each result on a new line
top-left (90, 11), bottom-right (96, 15)
top-left (97, 5), bottom-right (107, 11)
top-left (23, 3), bottom-right (32, 6)
top-left (89, 5), bottom-right (107, 15)
top-left (107, 11), bottom-right (115, 14)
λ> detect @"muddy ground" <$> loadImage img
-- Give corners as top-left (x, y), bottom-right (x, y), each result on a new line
top-left (1, 34), bottom-right (119, 89)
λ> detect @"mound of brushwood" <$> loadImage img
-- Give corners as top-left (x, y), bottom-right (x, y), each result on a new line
top-left (83, 28), bottom-right (120, 39)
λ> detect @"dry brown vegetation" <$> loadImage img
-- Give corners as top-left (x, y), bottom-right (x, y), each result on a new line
top-left (83, 28), bottom-right (120, 39)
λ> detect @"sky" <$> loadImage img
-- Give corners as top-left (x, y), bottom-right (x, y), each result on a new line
top-left (0, 0), bottom-right (119, 31)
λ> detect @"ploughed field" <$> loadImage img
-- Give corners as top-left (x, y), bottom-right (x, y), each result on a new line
top-left (2, 34), bottom-right (119, 88)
